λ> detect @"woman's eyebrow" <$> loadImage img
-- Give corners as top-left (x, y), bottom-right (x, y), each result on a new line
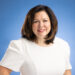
top-left (43, 18), bottom-right (49, 19)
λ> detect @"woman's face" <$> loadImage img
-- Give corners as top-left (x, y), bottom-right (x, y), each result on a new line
top-left (32, 11), bottom-right (51, 39)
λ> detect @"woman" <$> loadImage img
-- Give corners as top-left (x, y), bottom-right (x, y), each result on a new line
top-left (0, 5), bottom-right (72, 75)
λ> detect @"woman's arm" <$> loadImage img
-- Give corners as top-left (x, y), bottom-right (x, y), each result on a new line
top-left (64, 70), bottom-right (71, 75)
top-left (0, 66), bottom-right (12, 75)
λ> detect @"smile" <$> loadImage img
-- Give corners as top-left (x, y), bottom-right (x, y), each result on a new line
top-left (38, 29), bottom-right (45, 32)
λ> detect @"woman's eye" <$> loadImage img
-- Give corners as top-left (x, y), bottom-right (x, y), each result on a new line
top-left (33, 20), bottom-right (39, 23)
top-left (43, 20), bottom-right (48, 22)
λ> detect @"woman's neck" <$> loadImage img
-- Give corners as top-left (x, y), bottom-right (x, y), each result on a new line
top-left (34, 38), bottom-right (53, 47)
top-left (35, 38), bottom-right (45, 45)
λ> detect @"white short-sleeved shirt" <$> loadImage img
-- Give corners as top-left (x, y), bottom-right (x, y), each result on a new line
top-left (0, 37), bottom-right (72, 75)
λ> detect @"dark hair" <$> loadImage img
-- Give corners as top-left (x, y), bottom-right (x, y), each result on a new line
top-left (21, 5), bottom-right (58, 44)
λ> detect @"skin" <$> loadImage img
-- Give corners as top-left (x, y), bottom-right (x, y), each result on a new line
top-left (0, 66), bottom-right (12, 75)
top-left (0, 10), bottom-right (71, 75)
top-left (0, 65), bottom-right (71, 75)
top-left (32, 11), bottom-right (51, 46)
top-left (64, 70), bottom-right (72, 75)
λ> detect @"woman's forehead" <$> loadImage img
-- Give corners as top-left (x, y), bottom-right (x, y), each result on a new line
top-left (33, 11), bottom-right (49, 19)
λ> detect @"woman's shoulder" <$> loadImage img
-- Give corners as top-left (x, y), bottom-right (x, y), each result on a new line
top-left (10, 38), bottom-right (29, 45)
top-left (7, 38), bottom-right (29, 55)
top-left (9, 38), bottom-right (23, 48)
top-left (9, 38), bottom-right (31, 49)
top-left (54, 37), bottom-right (70, 54)
top-left (54, 37), bottom-right (69, 47)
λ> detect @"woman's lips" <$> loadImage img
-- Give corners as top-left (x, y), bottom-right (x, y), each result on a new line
top-left (38, 29), bottom-right (45, 32)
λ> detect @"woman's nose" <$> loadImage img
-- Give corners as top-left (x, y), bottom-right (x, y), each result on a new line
top-left (39, 21), bottom-right (44, 28)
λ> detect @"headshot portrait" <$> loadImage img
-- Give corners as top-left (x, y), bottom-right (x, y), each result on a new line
top-left (0, 0), bottom-right (74, 75)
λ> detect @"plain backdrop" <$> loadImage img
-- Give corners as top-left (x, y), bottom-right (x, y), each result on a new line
top-left (0, 0), bottom-right (75, 75)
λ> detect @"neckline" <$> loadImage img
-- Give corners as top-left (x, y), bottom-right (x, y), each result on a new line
top-left (21, 38), bottom-right (55, 48)
top-left (31, 41), bottom-right (54, 48)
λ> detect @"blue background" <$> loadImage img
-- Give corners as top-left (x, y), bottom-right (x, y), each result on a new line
top-left (0, 0), bottom-right (75, 75)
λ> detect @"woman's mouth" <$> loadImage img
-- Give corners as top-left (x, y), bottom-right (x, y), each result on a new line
top-left (38, 29), bottom-right (45, 32)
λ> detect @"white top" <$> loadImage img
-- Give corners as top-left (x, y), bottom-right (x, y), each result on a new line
top-left (0, 37), bottom-right (72, 75)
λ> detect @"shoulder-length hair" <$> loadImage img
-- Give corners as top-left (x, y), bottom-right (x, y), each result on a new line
top-left (21, 5), bottom-right (58, 44)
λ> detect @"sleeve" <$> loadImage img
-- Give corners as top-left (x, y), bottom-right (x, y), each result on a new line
top-left (65, 42), bottom-right (72, 70)
top-left (0, 40), bottom-right (25, 72)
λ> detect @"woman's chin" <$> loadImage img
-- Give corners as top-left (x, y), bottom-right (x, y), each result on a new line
top-left (37, 35), bottom-right (46, 39)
